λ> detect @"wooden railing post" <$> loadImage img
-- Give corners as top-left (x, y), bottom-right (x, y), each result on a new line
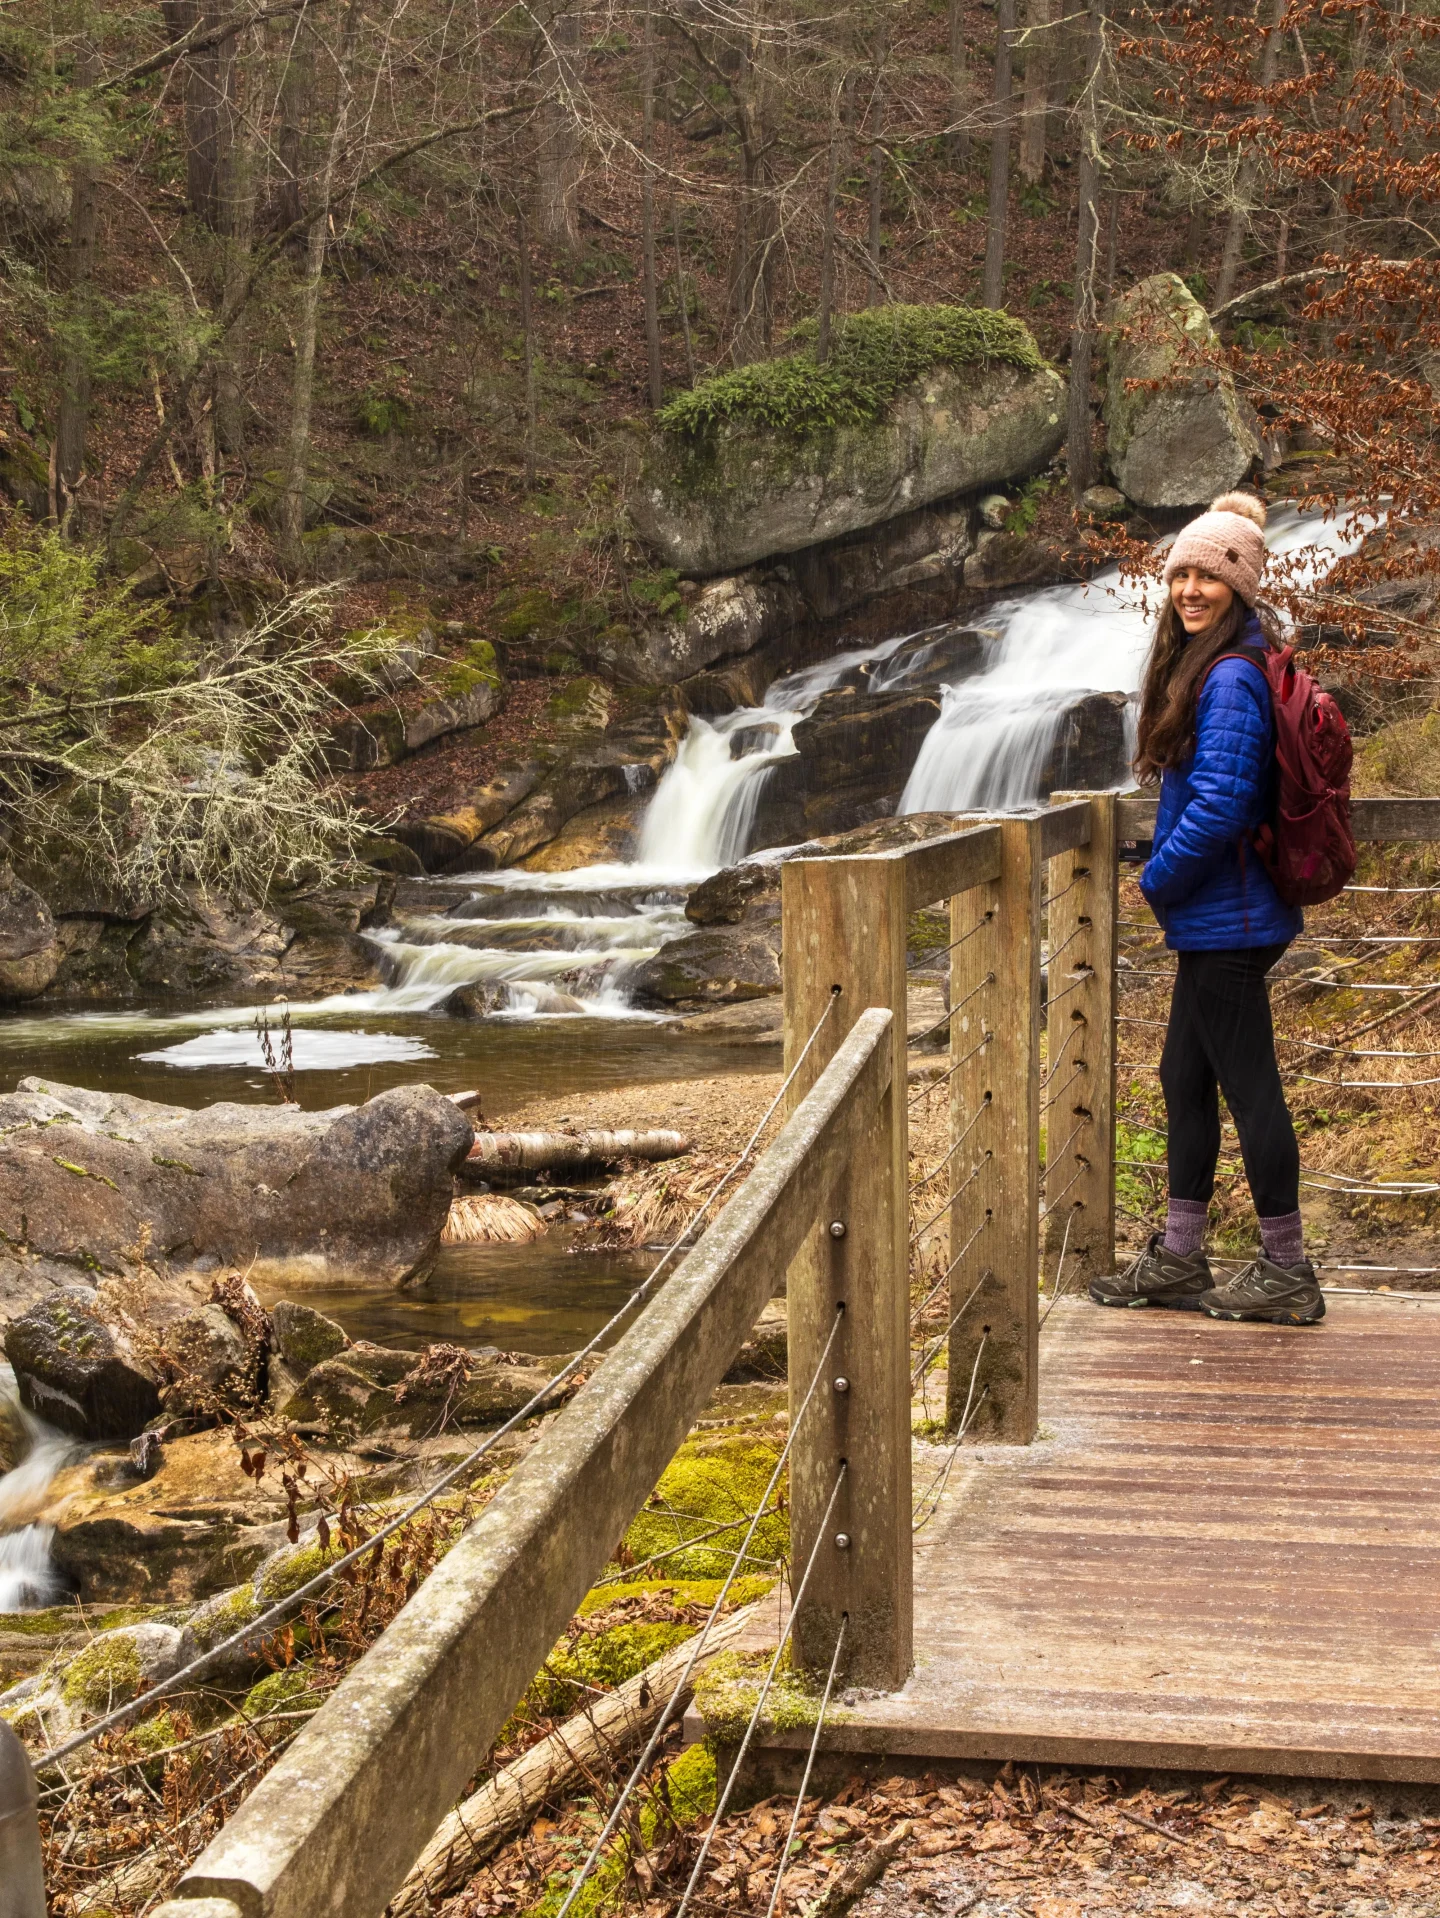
top-left (948, 814), bottom-right (1042, 1443)
top-left (782, 853), bottom-right (912, 1690)
top-left (0, 1719), bottom-right (46, 1918)
top-left (1045, 792), bottom-right (1118, 1285)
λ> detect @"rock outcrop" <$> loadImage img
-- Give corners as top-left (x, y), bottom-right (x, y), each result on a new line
top-left (0, 866), bottom-right (60, 1001)
top-left (636, 357), bottom-right (1066, 576)
top-left (0, 1079), bottom-right (475, 1324)
top-left (1104, 274), bottom-right (1261, 508)
top-left (634, 813), bottom-right (965, 1007)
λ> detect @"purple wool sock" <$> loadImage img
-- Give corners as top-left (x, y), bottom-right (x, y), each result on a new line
top-left (1163, 1199), bottom-right (1209, 1258)
top-left (1260, 1209), bottom-right (1305, 1268)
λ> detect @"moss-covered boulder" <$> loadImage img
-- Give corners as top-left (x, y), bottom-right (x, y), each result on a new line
top-left (1104, 273), bottom-right (1261, 508)
top-left (633, 305), bottom-right (1064, 575)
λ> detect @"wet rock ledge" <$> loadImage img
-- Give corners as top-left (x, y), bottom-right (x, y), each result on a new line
top-left (0, 1077), bottom-right (474, 1326)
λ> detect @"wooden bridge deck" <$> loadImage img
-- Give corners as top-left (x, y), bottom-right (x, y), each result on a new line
top-left (770, 1294), bottom-right (1440, 1782)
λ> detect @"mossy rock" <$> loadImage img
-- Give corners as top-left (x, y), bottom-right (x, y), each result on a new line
top-left (618, 1439), bottom-right (788, 1580)
top-left (635, 305), bottom-right (1064, 573)
top-left (254, 1536), bottom-right (345, 1605)
top-left (270, 1300), bottom-right (349, 1377)
top-left (546, 675), bottom-right (612, 734)
top-left (436, 638), bottom-right (502, 700)
top-left (242, 1665), bottom-right (327, 1719)
top-left (533, 1620), bottom-right (695, 1717)
top-left (692, 1646), bottom-right (832, 1743)
top-left (61, 1623), bottom-right (180, 1711)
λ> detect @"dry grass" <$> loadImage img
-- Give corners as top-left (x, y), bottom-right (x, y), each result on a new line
top-left (442, 1194), bottom-right (546, 1246)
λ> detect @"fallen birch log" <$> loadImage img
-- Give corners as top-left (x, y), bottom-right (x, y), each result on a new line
top-left (387, 1601), bottom-right (758, 1917)
top-left (463, 1128), bottom-right (690, 1177)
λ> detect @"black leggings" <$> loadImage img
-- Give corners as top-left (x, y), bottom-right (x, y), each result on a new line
top-left (1159, 944), bottom-right (1300, 1218)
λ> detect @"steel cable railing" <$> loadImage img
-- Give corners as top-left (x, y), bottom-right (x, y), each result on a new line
top-left (32, 992), bottom-right (849, 1777)
top-left (670, 1466), bottom-right (849, 1918)
top-left (1115, 850), bottom-right (1440, 1239)
top-left (549, 1306), bottom-right (848, 1918)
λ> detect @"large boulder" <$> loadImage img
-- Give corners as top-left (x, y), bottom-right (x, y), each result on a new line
top-left (3, 1291), bottom-right (163, 1438)
top-left (1104, 274), bottom-right (1261, 508)
top-left (630, 914), bottom-right (783, 1007)
top-left (634, 320), bottom-right (1065, 575)
top-left (0, 865), bottom-right (59, 1001)
top-left (1038, 691), bottom-right (1132, 792)
top-left (0, 1079), bottom-right (475, 1318)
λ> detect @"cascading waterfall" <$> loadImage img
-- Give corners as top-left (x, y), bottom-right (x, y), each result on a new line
top-left (635, 633), bottom-right (915, 872)
top-left (900, 502), bottom-right (1372, 814)
top-left (0, 1367), bottom-right (76, 1610)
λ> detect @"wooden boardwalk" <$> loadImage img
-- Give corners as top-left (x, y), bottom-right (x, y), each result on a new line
top-left (769, 1294), bottom-right (1440, 1782)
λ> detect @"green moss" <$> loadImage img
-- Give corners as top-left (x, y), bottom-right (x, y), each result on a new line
top-left (62, 1632), bottom-right (143, 1710)
top-left (437, 638), bottom-right (502, 699)
top-left (241, 1666), bottom-right (326, 1719)
top-left (618, 1439), bottom-right (788, 1580)
top-left (495, 587), bottom-right (564, 643)
top-left (657, 304), bottom-right (1045, 448)
top-left (577, 1574), bottom-right (774, 1615)
top-left (692, 1646), bottom-right (832, 1743)
top-left (533, 1620), bottom-right (694, 1718)
top-left (187, 1586), bottom-right (261, 1650)
top-left (255, 1538), bottom-right (344, 1604)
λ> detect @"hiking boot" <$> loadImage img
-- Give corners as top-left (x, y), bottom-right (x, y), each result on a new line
top-left (1089, 1235), bottom-right (1212, 1310)
top-left (1198, 1257), bottom-right (1326, 1326)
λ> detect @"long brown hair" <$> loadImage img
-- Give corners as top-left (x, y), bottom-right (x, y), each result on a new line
top-left (1132, 598), bottom-right (1280, 784)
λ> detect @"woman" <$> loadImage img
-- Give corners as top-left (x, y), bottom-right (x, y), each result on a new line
top-left (1089, 491), bottom-right (1324, 1326)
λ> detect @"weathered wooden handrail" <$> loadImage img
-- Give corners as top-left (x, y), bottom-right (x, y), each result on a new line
top-left (0, 1719), bottom-right (46, 1918)
top-left (1118, 794), bottom-right (1440, 842)
top-left (153, 1008), bottom-right (894, 1918)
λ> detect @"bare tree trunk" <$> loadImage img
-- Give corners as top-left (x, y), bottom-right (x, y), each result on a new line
top-left (214, 58), bottom-right (257, 457)
top-left (816, 75), bottom-right (844, 359)
top-left (175, 2), bottom-right (239, 225)
top-left (279, 0), bottom-right (362, 567)
top-left (1066, 0), bottom-right (1103, 500)
top-left (53, 39), bottom-right (101, 530)
top-left (517, 198), bottom-right (538, 488)
top-left (946, 0), bottom-right (968, 167)
top-left (641, 0), bottom-right (663, 409)
top-left (1103, 185), bottom-right (1119, 295)
top-left (273, 17), bottom-right (309, 231)
top-left (1212, 0), bottom-right (1284, 311)
top-left (535, 9), bottom-right (581, 250)
top-left (672, 200), bottom-right (696, 385)
top-left (728, 43), bottom-right (779, 361)
top-left (1018, 0), bottom-right (1052, 185)
top-left (982, 0), bottom-right (1016, 307)
top-left (866, 74), bottom-right (886, 306)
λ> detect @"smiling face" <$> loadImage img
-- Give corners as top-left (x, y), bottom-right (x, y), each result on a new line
top-left (1170, 566), bottom-right (1236, 638)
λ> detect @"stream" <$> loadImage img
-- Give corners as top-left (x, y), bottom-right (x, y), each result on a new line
top-left (0, 507), bottom-right (1371, 1605)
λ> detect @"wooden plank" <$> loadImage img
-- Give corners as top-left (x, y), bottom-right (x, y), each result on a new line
top-left (783, 857), bottom-right (912, 1690)
top-left (903, 823), bottom-right (1003, 914)
top-left (1044, 793), bottom-right (1117, 1281)
top-left (1118, 792), bottom-right (1440, 844)
top-left (167, 1014), bottom-right (894, 1918)
top-left (1039, 797), bottom-right (1091, 861)
top-left (948, 816), bottom-right (1041, 1443)
top-left (761, 1297), bottom-right (1440, 1783)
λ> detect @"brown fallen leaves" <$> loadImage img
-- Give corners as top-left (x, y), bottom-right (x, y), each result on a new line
top-left (441, 1762), bottom-right (1440, 1918)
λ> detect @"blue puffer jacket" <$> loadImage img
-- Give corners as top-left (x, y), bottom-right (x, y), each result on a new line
top-left (1140, 614), bottom-right (1303, 951)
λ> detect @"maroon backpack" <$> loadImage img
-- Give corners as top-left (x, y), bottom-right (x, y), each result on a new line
top-left (1207, 644), bottom-right (1356, 907)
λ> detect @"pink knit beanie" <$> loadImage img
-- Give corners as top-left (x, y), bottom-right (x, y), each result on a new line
top-left (1162, 492), bottom-right (1268, 605)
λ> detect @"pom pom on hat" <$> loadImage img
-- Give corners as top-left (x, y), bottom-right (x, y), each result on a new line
top-left (1209, 491), bottom-right (1267, 529)
top-left (1162, 490), bottom-right (1268, 604)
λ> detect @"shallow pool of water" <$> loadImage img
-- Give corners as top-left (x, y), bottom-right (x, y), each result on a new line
top-left (253, 1235), bottom-right (655, 1357)
top-left (0, 1002), bottom-right (772, 1116)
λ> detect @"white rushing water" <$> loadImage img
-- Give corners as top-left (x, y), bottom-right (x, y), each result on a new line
top-left (0, 1367), bottom-right (76, 1610)
top-left (2, 504), bottom-right (1375, 1072)
top-left (900, 501), bottom-right (1371, 813)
